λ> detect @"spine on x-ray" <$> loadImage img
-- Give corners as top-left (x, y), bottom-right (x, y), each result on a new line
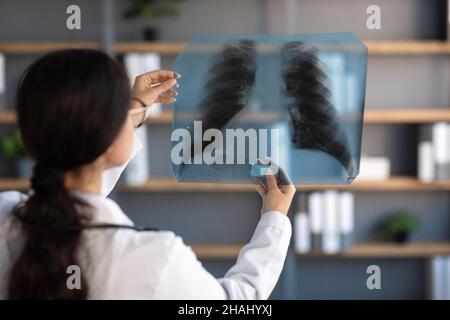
top-left (0, 54), bottom-right (5, 108)
top-left (294, 193), bottom-right (310, 254)
top-left (308, 192), bottom-right (323, 252)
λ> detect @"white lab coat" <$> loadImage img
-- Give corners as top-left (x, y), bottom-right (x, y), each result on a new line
top-left (0, 133), bottom-right (291, 299)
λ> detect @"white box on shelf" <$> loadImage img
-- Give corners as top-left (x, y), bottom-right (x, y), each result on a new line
top-left (294, 213), bottom-right (310, 254)
top-left (123, 126), bottom-right (150, 185)
top-left (432, 122), bottom-right (449, 180)
top-left (418, 141), bottom-right (435, 182)
top-left (358, 156), bottom-right (390, 180)
top-left (308, 192), bottom-right (323, 252)
top-left (322, 191), bottom-right (340, 254)
top-left (124, 53), bottom-right (162, 117)
top-left (338, 192), bottom-right (354, 250)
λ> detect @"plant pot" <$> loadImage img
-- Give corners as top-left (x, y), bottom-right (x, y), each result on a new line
top-left (392, 231), bottom-right (410, 243)
top-left (143, 26), bottom-right (159, 41)
top-left (16, 157), bottom-right (34, 178)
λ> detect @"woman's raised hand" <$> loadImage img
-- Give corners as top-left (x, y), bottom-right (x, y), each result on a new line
top-left (255, 166), bottom-right (296, 216)
top-left (130, 70), bottom-right (179, 109)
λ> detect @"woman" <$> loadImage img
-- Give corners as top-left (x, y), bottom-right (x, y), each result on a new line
top-left (0, 49), bottom-right (295, 299)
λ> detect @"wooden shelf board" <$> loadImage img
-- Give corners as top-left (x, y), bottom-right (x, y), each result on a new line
top-left (2, 109), bottom-right (450, 125)
top-left (3, 177), bottom-right (449, 193)
top-left (117, 177), bottom-right (450, 192)
top-left (191, 244), bottom-right (242, 259)
top-left (0, 111), bottom-right (171, 125)
top-left (365, 41), bottom-right (450, 55)
top-left (297, 242), bottom-right (450, 258)
top-left (0, 178), bottom-right (29, 191)
top-left (364, 108), bottom-right (450, 123)
top-left (0, 42), bottom-right (102, 54)
top-left (114, 42), bottom-right (186, 54)
top-left (192, 242), bottom-right (450, 259)
top-left (2, 41), bottom-right (450, 55)
top-left (0, 111), bottom-right (16, 124)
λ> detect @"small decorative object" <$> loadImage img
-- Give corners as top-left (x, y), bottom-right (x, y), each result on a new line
top-left (0, 130), bottom-right (33, 178)
top-left (123, 0), bottom-right (183, 41)
top-left (380, 210), bottom-right (420, 243)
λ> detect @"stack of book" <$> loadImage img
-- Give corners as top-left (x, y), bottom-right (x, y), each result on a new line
top-left (447, 0), bottom-right (450, 41)
top-left (122, 53), bottom-right (162, 185)
top-left (124, 53), bottom-right (162, 117)
top-left (418, 122), bottom-right (450, 182)
top-left (428, 256), bottom-right (450, 299)
top-left (294, 191), bottom-right (355, 255)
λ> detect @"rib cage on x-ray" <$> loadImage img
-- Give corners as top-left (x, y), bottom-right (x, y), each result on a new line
top-left (198, 40), bottom-right (256, 131)
top-left (281, 42), bottom-right (353, 174)
top-left (187, 39), bottom-right (352, 174)
top-left (192, 40), bottom-right (256, 158)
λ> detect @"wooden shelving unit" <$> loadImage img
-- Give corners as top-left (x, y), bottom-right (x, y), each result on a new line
top-left (191, 244), bottom-right (242, 259)
top-left (191, 242), bottom-right (450, 259)
top-left (2, 108), bottom-right (450, 125)
top-left (364, 41), bottom-right (450, 55)
top-left (1, 39), bottom-right (450, 263)
top-left (114, 42), bottom-right (186, 54)
top-left (364, 108), bottom-right (450, 123)
top-left (0, 178), bottom-right (29, 191)
top-left (0, 111), bottom-right (16, 124)
top-left (2, 41), bottom-right (450, 56)
top-left (0, 111), bottom-right (172, 125)
top-left (297, 242), bottom-right (450, 259)
top-left (2, 177), bottom-right (450, 192)
top-left (117, 177), bottom-right (450, 192)
top-left (0, 42), bottom-right (102, 54)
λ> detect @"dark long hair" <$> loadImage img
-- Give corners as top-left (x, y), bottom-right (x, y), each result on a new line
top-left (8, 49), bottom-right (131, 299)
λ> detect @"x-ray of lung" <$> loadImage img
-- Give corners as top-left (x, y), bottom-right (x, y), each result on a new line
top-left (172, 33), bottom-right (367, 185)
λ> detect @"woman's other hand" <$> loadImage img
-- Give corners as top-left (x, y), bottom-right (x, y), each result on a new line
top-left (130, 70), bottom-right (179, 109)
top-left (255, 167), bottom-right (296, 216)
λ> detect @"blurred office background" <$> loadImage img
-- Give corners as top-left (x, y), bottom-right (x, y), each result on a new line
top-left (1, 0), bottom-right (450, 299)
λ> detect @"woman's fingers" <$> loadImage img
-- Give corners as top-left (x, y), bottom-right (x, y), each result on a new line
top-left (142, 70), bottom-right (177, 84)
top-left (280, 184), bottom-right (296, 196)
top-left (164, 88), bottom-right (178, 97)
top-left (156, 95), bottom-right (176, 104)
top-left (265, 169), bottom-right (279, 191)
top-left (140, 78), bottom-right (177, 102)
top-left (255, 184), bottom-right (267, 197)
top-left (154, 78), bottom-right (177, 94)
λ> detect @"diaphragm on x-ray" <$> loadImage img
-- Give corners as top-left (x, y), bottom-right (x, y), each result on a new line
top-left (171, 33), bottom-right (367, 185)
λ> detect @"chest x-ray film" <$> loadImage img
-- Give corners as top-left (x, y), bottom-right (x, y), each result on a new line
top-left (171, 33), bottom-right (367, 185)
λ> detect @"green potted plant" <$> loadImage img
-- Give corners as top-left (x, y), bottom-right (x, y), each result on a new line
top-left (0, 130), bottom-right (33, 178)
top-left (380, 210), bottom-right (420, 243)
top-left (123, 0), bottom-right (183, 40)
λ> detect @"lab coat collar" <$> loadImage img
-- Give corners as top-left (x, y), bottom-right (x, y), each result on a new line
top-left (73, 191), bottom-right (134, 227)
